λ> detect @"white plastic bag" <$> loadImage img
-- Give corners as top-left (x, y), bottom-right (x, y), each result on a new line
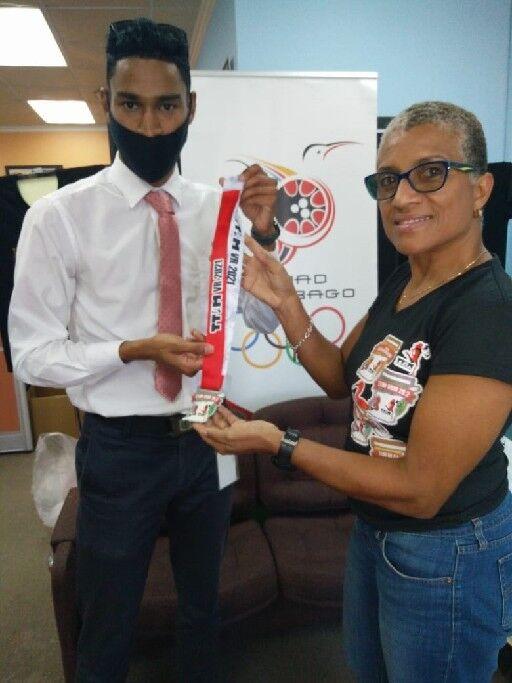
top-left (502, 436), bottom-right (512, 491)
top-left (32, 432), bottom-right (77, 528)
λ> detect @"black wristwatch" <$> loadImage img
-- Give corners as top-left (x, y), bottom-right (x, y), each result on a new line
top-left (250, 218), bottom-right (280, 246)
top-left (271, 427), bottom-right (300, 471)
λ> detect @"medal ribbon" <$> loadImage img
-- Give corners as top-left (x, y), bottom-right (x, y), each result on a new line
top-left (201, 178), bottom-right (244, 391)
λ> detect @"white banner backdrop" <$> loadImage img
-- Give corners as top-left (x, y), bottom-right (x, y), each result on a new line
top-left (182, 71), bottom-right (378, 413)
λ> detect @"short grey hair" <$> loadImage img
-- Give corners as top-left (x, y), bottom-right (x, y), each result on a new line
top-left (379, 101), bottom-right (487, 175)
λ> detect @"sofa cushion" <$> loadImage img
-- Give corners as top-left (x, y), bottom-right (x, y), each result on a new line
top-left (137, 519), bottom-right (278, 634)
top-left (231, 455), bottom-right (258, 520)
top-left (253, 397), bottom-right (352, 513)
top-left (219, 520), bottom-right (278, 624)
top-left (263, 514), bottom-right (354, 608)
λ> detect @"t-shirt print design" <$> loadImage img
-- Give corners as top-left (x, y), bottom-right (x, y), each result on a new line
top-left (351, 334), bottom-right (431, 457)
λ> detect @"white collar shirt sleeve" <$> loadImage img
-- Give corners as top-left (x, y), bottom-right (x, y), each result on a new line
top-left (8, 156), bottom-right (277, 417)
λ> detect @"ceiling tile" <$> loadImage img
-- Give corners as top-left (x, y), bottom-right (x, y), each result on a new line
top-left (41, 0), bottom-right (147, 7)
top-left (86, 99), bottom-right (107, 125)
top-left (0, 86), bottom-right (16, 105)
top-left (0, 0), bottom-right (206, 126)
top-left (153, 0), bottom-right (200, 33)
top-left (46, 8), bottom-right (148, 46)
top-left (61, 42), bottom-right (106, 71)
top-left (73, 68), bottom-right (105, 99)
top-left (19, 86), bottom-right (83, 101)
top-left (0, 101), bottom-right (45, 126)
top-left (0, 67), bottom-right (75, 90)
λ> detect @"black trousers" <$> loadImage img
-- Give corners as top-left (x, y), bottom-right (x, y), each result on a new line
top-left (74, 412), bottom-right (233, 682)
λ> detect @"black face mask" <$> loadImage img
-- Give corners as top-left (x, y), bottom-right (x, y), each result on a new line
top-left (108, 113), bottom-right (189, 183)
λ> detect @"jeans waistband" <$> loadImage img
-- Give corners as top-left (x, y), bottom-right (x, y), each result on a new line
top-left (358, 492), bottom-right (512, 541)
top-left (84, 412), bottom-right (194, 438)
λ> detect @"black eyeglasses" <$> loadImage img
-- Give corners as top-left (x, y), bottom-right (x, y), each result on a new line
top-left (364, 160), bottom-right (475, 201)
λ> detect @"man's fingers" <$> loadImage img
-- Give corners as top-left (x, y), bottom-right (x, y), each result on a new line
top-left (188, 328), bottom-right (206, 342)
top-left (241, 187), bottom-right (278, 203)
top-left (172, 339), bottom-right (214, 355)
top-left (239, 164), bottom-right (264, 181)
top-left (177, 357), bottom-right (203, 377)
top-left (241, 177), bottom-right (277, 193)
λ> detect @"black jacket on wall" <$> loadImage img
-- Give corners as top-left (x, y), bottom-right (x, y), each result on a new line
top-left (0, 166), bottom-right (105, 371)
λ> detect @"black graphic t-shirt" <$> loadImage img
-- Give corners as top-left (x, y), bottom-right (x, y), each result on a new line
top-left (345, 256), bottom-right (512, 531)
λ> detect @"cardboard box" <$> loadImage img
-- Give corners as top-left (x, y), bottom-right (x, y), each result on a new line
top-left (28, 386), bottom-right (80, 444)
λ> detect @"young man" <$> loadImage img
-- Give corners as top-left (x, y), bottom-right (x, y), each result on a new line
top-left (8, 18), bottom-right (279, 682)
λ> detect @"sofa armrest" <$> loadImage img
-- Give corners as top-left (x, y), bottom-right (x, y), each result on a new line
top-left (50, 540), bottom-right (78, 683)
top-left (51, 487), bottom-right (78, 550)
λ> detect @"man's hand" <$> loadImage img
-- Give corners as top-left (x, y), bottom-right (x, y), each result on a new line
top-left (242, 235), bottom-right (297, 312)
top-left (119, 329), bottom-right (213, 377)
top-left (193, 405), bottom-right (283, 455)
top-left (236, 164), bottom-right (278, 237)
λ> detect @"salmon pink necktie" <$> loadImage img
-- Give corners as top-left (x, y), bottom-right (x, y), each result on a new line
top-left (145, 190), bottom-right (183, 400)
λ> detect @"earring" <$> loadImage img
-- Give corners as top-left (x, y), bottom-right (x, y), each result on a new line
top-left (473, 207), bottom-right (483, 219)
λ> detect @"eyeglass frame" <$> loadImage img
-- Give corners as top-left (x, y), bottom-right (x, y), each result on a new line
top-left (364, 160), bottom-right (476, 201)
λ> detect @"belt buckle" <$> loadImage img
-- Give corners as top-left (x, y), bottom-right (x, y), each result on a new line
top-left (167, 414), bottom-right (193, 437)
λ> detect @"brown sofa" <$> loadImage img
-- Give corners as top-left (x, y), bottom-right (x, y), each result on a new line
top-left (50, 396), bottom-right (355, 682)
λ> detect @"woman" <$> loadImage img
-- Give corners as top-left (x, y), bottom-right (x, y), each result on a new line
top-left (194, 102), bottom-right (512, 682)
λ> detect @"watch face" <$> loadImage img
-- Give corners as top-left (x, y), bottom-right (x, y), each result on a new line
top-left (284, 428), bottom-right (300, 445)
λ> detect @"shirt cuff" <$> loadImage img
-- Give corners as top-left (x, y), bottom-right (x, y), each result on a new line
top-left (84, 340), bottom-right (125, 373)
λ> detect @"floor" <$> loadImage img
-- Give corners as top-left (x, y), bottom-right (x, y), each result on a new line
top-left (1, 449), bottom-right (509, 682)
top-left (0, 451), bottom-right (352, 682)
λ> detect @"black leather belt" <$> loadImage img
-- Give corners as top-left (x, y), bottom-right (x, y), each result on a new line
top-left (85, 412), bottom-right (194, 438)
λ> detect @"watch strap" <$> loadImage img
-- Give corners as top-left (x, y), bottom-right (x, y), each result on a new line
top-left (271, 427), bottom-right (300, 471)
top-left (250, 218), bottom-right (280, 245)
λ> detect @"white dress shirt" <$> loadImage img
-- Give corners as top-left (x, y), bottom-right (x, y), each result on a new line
top-left (8, 155), bottom-right (278, 417)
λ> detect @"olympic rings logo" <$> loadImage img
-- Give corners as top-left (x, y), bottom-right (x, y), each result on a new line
top-left (232, 307), bottom-right (346, 369)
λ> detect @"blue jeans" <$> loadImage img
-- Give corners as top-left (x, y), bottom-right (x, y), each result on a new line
top-left (343, 493), bottom-right (512, 682)
top-left (74, 413), bottom-right (232, 683)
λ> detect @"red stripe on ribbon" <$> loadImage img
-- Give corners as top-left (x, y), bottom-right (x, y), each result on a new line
top-left (201, 188), bottom-right (241, 391)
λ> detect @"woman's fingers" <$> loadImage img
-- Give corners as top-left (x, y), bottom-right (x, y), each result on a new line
top-left (217, 404), bottom-right (238, 423)
top-left (244, 234), bottom-right (280, 269)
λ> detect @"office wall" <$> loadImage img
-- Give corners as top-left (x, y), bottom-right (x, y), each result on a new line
top-left (233, 0), bottom-right (511, 164)
top-left (198, 0), bottom-right (512, 439)
top-left (0, 129), bottom-right (110, 174)
top-left (196, 0), bottom-right (236, 70)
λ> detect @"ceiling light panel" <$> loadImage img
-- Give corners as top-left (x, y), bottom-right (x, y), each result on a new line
top-left (0, 8), bottom-right (66, 67)
top-left (28, 100), bottom-right (95, 124)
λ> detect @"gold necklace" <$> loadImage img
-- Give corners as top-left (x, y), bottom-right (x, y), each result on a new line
top-left (399, 248), bottom-right (489, 305)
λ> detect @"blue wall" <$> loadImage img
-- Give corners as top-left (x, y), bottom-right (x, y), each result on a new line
top-left (199, 0), bottom-right (512, 270)
top-left (196, 0), bottom-right (236, 69)
top-left (234, 0), bottom-right (511, 165)
top-left (199, 0), bottom-right (512, 437)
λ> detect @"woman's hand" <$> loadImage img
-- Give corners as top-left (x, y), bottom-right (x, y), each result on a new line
top-left (237, 164), bottom-right (277, 236)
top-left (193, 405), bottom-right (283, 455)
top-left (242, 234), bottom-right (297, 312)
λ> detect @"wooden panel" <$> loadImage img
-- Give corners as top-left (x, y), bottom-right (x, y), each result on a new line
top-left (0, 350), bottom-right (20, 432)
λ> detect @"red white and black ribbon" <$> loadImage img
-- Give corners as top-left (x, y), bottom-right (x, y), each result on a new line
top-left (184, 178), bottom-right (244, 423)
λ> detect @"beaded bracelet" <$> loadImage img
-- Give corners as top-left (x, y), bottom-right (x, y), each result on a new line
top-left (290, 320), bottom-right (314, 353)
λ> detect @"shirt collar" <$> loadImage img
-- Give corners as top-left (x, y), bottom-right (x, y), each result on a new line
top-left (108, 154), bottom-right (185, 209)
